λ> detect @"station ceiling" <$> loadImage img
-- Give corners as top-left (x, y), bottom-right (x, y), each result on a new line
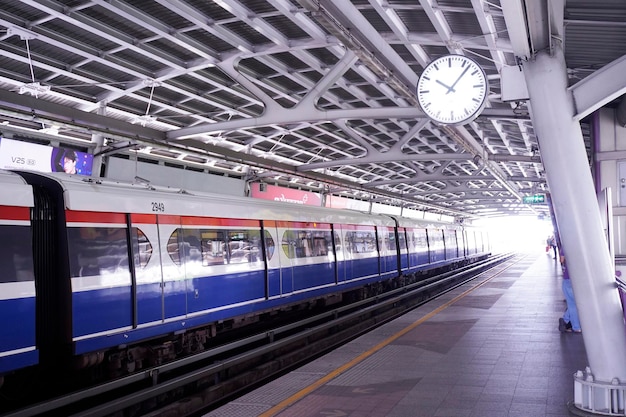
top-left (0, 0), bottom-right (624, 220)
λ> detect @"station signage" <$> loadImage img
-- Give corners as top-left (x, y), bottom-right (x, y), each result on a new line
top-left (522, 194), bottom-right (545, 204)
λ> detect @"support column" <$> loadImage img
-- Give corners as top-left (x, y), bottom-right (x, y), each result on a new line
top-left (91, 133), bottom-right (105, 177)
top-left (523, 46), bottom-right (626, 384)
top-left (91, 105), bottom-right (107, 177)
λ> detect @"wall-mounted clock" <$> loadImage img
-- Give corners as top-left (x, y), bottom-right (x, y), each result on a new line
top-left (416, 54), bottom-right (488, 125)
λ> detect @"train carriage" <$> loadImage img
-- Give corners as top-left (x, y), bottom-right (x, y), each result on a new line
top-left (8, 171), bottom-right (398, 367)
top-left (0, 169), bottom-right (491, 390)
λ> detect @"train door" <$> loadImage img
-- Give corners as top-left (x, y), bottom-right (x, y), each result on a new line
top-left (443, 229), bottom-right (458, 260)
top-left (456, 229), bottom-right (465, 259)
top-left (397, 227), bottom-right (409, 274)
top-left (157, 215), bottom-right (188, 321)
top-left (129, 214), bottom-right (164, 325)
top-left (263, 221), bottom-right (282, 298)
top-left (130, 214), bottom-right (187, 324)
top-left (331, 225), bottom-right (344, 283)
top-left (461, 229), bottom-right (469, 258)
top-left (467, 230), bottom-right (477, 255)
top-left (277, 221), bottom-right (295, 295)
top-left (65, 211), bottom-right (134, 345)
top-left (335, 224), bottom-right (354, 283)
top-left (378, 226), bottom-right (397, 280)
top-left (428, 228), bottom-right (445, 264)
top-left (408, 228), bottom-right (429, 272)
top-left (344, 225), bottom-right (379, 280)
top-left (280, 222), bottom-right (335, 291)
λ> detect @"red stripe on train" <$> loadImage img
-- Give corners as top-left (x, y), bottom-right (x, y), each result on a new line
top-left (65, 211), bottom-right (126, 223)
top-left (0, 205), bottom-right (30, 221)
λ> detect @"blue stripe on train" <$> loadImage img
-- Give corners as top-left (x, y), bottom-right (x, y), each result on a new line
top-left (72, 286), bottom-right (132, 338)
top-left (73, 254), bottom-right (475, 355)
top-left (0, 296), bottom-right (37, 373)
top-left (407, 250), bottom-right (430, 273)
top-left (380, 254), bottom-right (398, 280)
top-left (71, 258), bottom-right (383, 354)
top-left (72, 252), bottom-right (467, 355)
top-left (0, 350), bottom-right (38, 374)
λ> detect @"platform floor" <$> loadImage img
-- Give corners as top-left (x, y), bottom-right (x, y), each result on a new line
top-left (204, 253), bottom-right (587, 417)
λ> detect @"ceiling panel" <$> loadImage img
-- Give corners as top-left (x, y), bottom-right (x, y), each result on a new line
top-left (0, 0), bottom-right (623, 220)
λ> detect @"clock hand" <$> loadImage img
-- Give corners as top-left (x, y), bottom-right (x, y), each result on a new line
top-left (446, 65), bottom-right (470, 94)
top-left (435, 79), bottom-right (453, 92)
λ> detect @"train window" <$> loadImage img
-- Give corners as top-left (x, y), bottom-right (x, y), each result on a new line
top-left (167, 230), bottom-right (181, 266)
top-left (378, 229), bottom-right (394, 253)
top-left (409, 229), bottom-right (428, 251)
top-left (131, 228), bottom-right (152, 268)
top-left (312, 232), bottom-right (331, 256)
top-left (264, 230), bottom-right (275, 260)
top-left (378, 232), bottom-right (386, 251)
top-left (444, 231), bottom-right (457, 248)
top-left (169, 228), bottom-right (267, 266)
top-left (67, 227), bottom-right (130, 277)
top-left (345, 231), bottom-right (377, 254)
top-left (167, 229), bottom-right (205, 266)
top-left (226, 229), bottom-right (262, 264)
top-left (200, 230), bottom-right (226, 266)
top-left (0, 225), bottom-right (34, 283)
top-left (387, 230), bottom-right (397, 252)
top-left (281, 229), bottom-right (332, 259)
top-left (397, 229), bottom-right (407, 252)
top-left (405, 231), bottom-right (414, 250)
top-left (429, 230), bottom-right (444, 249)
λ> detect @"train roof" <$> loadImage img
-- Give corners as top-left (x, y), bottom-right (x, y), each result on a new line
top-left (0, 169), bottom-right (33, 207)
top-left (15, 171), bottom-right (397, 227)
top-left (390, 214), bottom-right (466, 230)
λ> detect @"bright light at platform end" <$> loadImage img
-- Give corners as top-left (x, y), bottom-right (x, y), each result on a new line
top-left (474, 215), bottom-right (554, 254)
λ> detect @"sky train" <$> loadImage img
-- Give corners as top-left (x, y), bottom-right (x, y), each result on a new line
top-left (0, 169), bottom-right (490, 391)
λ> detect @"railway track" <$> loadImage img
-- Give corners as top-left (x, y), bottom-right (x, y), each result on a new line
top-left (1, 253), bottom-right (515, 417)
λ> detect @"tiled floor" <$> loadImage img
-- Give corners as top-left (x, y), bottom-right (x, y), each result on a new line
top-left (205, 253), bottom-right (587, 417)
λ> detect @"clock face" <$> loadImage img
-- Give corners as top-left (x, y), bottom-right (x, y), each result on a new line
top-left (416, 55), bottom-right (488, 125)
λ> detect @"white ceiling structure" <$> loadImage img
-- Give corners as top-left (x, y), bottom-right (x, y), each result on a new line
top-left (0, 0), bottom-right (624, 220)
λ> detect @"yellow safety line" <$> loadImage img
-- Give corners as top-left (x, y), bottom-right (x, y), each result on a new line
top-left (259, 256), bottom-right (523, 417)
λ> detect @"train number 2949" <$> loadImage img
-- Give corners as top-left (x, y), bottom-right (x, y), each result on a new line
top-left (151, 202), bottom-right (165, 212)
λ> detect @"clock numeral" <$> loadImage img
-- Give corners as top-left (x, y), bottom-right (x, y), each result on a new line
top-left (422, 76), bottom-right (430, 81)
top-left (419, 90), bottom-right (429, 94)
top-left (472, 98), bottom-right (480, 103)
top-left (471, 70), bottom-right (478, 75)
top-left (448, 58), bottom-right (451, 67)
